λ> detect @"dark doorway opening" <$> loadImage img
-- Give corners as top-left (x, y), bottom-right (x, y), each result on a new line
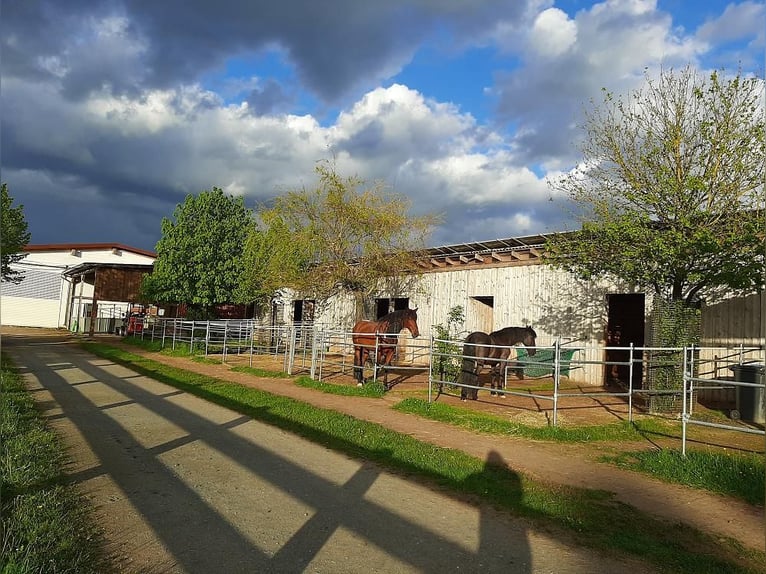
top-left (375, 297), bottom-right (409, 319)
top-left (605, 293), bottom-right (645, 388)
top-left (293, 299), bottom-right (315, 323)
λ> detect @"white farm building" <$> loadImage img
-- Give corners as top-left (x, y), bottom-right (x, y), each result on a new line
top-left (1, 243), bottom-right (156, 333)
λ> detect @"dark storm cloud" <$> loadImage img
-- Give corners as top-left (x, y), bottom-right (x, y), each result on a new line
top-left (4, 0), bottom-right (527, 103)
top-left (246, 79), bottom-right (295, 116)
top-left (5, 0), bottom-right (754, 253)
top-left (124, 0), bottom-right (527, 102)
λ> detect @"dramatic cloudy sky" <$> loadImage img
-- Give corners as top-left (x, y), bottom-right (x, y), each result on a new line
top-left (3, 0), bottom-right (764, 252)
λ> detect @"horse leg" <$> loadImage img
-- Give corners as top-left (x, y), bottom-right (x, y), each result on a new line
top-left (466, 360), bottom-right (484, 401)
top-left (354, 347), bottom-right (365, 387)
top-left (491, 365), bottom-right (505, 398)
top-left (460, 356), bottom-right (475, 400)
top-left (470, 360), bottom-right (482, 400)
top-left (380, 348), bottom-right (394, 390)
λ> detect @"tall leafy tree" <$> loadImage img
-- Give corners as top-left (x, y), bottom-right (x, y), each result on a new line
top-left (142, 187), bottom-right (253, 318)
top-left (1, 183), bottom-right (31, 283)
top-left (545, 66), bottom-right (765, 306)
top-left (235, 213), bottom-right (311, 315)
top-left (239, 161), bottom-right (439, 318)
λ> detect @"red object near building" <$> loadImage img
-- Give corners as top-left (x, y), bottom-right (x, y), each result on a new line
top-left (126, 313), bottom-right (145, 335)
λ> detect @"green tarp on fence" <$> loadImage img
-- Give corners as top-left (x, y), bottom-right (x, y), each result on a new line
top-left (516, 347), bottom-right (577, 378)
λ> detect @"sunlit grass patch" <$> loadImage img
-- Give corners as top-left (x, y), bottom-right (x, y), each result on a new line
top-left (393, 397), bottom-right (660, 442)
top-left (1, 354), bottom-right (107, 573)
top-left (230, 365), bottom-right (292, 378)
top-left (295, 376), bottom-right (386, 397)
top-left (605, 448), bottom-right (765, 506)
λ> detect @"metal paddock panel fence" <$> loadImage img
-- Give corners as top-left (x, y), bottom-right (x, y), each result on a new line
top-left (682, 345), bottom-right (765, 454)
top-left (128, 320), bottom-right (764, 443)
top-left (427, 338), bottom-right (635, 426)
top-left (312, 328), bottom-right (430, 384)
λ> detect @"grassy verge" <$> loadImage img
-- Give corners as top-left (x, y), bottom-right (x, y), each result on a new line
top-left (295, 375), bottom-right (387, 397)
top-left (393, 397), bottom-right (765, 506)
top-left (231, 365), bottom-right (293, 378)
top-left (0, 354), bottom-right (108, 574)
top-left (394, 396), bottom-right (668, 441)
top-left (81, 342), bottom-right (764, 573)
top-left (605, 449), bottom-right (765, 506)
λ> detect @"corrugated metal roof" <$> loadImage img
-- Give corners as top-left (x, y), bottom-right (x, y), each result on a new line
top-left (424, 233), bottom-right (550, 257)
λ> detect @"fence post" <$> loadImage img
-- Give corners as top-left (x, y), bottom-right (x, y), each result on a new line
top-left (222, 321), bottom-right (228, 364)
top-left (552, 338), bottom-right (560, 426)
top-left (249, 322), bottom-right (255, 368)
top-left (310, 326), bottom-right (319, 380)
top-left (682, 345), bottom-right (689, 456)
top-left (687, 344), bottom-right (696, 417)
top-left (286, 326), bottom-right (297, 375)
top-left (428, 335), bottom-right (436, 403)
top-left (628, 342), bottom-right (634, 423)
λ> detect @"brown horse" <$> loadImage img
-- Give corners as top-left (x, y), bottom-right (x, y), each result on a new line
top-left (460, 326), bottom-right (537, 400)
top-left (352, 308), bottom-right (420, 388)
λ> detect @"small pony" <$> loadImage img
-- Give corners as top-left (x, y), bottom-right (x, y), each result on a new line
top-left (352, 308), bottom-right (420, 388)
top-left (460, 325), bottom-right (537, 400)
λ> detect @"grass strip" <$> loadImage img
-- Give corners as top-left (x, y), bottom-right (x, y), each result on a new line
top-left (230, 365), bottom-right (293, 378)
top-left (1, 354), bottom-right (108, 574)
top-left (393, 396), bottom-right (665, 441)
top-left (82, 342), bottom-right (765, 573)
top-left (605, 449), bottom-right (765, 507)
top-left (295, 376), bottom-right (387, 397)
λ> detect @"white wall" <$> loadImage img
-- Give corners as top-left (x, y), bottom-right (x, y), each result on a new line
top-left (302, 263), bottom-right (632, 385)
top-left (1, 246), bottom-right (155, 329)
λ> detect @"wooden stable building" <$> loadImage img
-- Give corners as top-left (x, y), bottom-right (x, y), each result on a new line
top-left (275, 233), bottom-right (764, 387)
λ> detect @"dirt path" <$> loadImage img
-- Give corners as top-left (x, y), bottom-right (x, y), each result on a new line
top-left (3, 329), bottom-right (765, 572)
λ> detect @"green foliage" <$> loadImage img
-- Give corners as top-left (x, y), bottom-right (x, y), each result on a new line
top-left (646, 298), bottom-right (702, 411)
top-left (235, 212), bottom-right (311, 311)
top-left (141, 187), bottom-right (253, 316)
top-left (432, 305), bottom-right (466, 385)
top-left (250, 161), bottom-right (439, 310)
top-left (546, 66), bottom-right (765, 306)
top-left (1, 183), bottom-right (31, 284)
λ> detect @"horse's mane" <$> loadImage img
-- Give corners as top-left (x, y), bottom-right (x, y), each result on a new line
top-left (379, 309), bottom-right (415, 334)
top-left (491, 325), bottom-right (536, 336)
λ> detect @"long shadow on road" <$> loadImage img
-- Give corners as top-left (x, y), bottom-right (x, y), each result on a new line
top-left (7, 337), bottom-right (535, 573)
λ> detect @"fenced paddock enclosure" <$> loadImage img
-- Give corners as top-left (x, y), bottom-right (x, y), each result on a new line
top-left (131, 318), bottom-right (765, 451)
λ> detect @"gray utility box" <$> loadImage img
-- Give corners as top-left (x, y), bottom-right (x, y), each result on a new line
top-left (730, 364), bottom-right (765, 424)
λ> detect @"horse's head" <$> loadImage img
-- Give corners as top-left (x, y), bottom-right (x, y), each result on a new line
top-left (403, 308), bottom-right (420, 338)
top-left (523, 325), bottom-right (537, 356)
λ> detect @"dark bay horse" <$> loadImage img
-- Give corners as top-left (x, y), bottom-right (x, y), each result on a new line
top-left (460, 326), bottom-right (537, 400)
top-left (352, 308), bottom-right (420, 388)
